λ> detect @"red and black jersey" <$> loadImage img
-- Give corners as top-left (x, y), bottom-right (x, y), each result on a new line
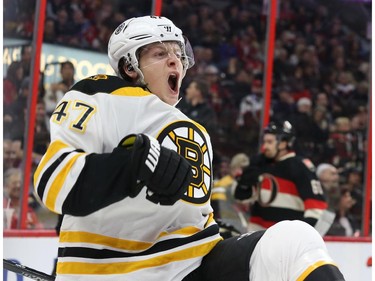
top-left (249, 152), bottom-right (327, 228)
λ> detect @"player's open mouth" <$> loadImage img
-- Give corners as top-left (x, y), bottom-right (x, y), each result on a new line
top-left (168, 73), bottom-right (178, 92)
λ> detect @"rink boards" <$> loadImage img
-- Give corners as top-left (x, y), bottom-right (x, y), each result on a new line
top-left (3, 230), bottom-right (372, 281)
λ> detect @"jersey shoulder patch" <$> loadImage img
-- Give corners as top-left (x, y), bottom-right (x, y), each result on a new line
top-left (70, 75), bottom-right (147, 95)
top-left (302, 158), bottom-right (316, 172)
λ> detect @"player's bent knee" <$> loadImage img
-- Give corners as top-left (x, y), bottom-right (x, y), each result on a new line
top-left (269, 220), bottom-right (323, 244)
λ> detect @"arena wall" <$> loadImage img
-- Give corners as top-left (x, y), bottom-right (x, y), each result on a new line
top-left (3, 231), bottom-right (372, 281)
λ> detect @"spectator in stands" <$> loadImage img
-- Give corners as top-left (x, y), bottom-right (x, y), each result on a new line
top-left (6, 76), bottom-right (44, 140)
top-left (178, 78), bottom-right (218, 136)
top-left (334, 71), bottom-right (358, 116)
top-left (3, 168), bottom-right (43, 229)
top-left (5, 94), bottom-right (49, 166)
top-left (9, 77), bottom-right (31, 119)
top-left (273, 46), bottom-right (295, 83)
top-left (352, 80), bottom-right (369, 109)
top-left (271, 87), bottom-right (296, 122)
top-left (55, 8), bottom-right (76, 45)
top-left (44, 61), bottom-right (75, 116)
top-left (224, 67), bottom-right (252, 108)
top-left (309, 105), bottom-right (331, 163)
top-left (4, 138), bottom-right (23, 171)
top-left (204, 64), bottom-right (236, 138)
top-left (313, 92), bottom-right (334, 122)
top-left (212, 153), bottom-right (250, 219)
top-left (33, 99), bottom-right (50, 157)
top-left (289, 97), bottom-right (316, 158)
top-left (3, 61), bottom-right (24, 107)
top-left (236, 79), bottom-right (263, 127)
top-left (343, 168), bottom-right (364, 229)
top-left (316, 163), bottom-right (340, 211)
top-left (182, 13), bottom-right (202, 46)
top-left (216, 34), bottom-right (238, 73)
top-left (204, 64), bottom-right (222, 112)
top-left (44, 17), bottom-right (58, 43)
top-left (327, 117), bottom-right (357, 169)
top-left (3, 139), bottom-right (14, 172)
top-left (326, 187), bottom-right (360, 237)
top-left (349, 108), bottom-right (367, 166)
top-left (20, 45), bottom-right (32, 77)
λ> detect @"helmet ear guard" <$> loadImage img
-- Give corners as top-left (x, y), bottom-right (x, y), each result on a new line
top-left (118, 57), bottom-right (133, 82)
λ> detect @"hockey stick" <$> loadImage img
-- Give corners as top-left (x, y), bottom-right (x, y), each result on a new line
top-left (3, 259), bottom-right (55, 281)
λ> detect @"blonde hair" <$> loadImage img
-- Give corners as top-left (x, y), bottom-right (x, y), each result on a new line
top-left (230, 153), bottom-right (250, 171)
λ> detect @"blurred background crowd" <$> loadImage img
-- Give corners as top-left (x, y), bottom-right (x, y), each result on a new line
top-left (3, 0), bottom-right (371, 236)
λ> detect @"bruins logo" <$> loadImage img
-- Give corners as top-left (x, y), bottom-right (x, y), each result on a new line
top-left (157, 121), bottom-right (212, 204)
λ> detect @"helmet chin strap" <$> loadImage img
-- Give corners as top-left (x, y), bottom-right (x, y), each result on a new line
top-left (135, 64), bottom-right (181, 107)
top-left (272, 140), bottom-right (286, 160)
top-left (173, 97), bottom-right (182, 107)
top-left (135, 68), bottom-right (146, 85)
top-left (136, 59), bottom-right (165, 85)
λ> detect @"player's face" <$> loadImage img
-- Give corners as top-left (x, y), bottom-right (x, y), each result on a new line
top-left (138, 42), bottom-right (184, 105)
top-left (185, 81), bottom-right (199, 101)
top-left (6, 172), bottom-right (22, 199)
top-left (262, 134), bottom-right (279, 159)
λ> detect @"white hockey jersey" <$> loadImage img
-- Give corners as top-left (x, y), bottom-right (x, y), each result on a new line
top-left (34, 75), bottom-right (221, 281)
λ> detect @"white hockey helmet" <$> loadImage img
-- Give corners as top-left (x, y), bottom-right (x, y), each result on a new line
top-left (108, 16), bottom-right (195, 79)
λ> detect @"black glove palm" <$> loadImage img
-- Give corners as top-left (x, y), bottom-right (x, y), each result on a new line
top-left (234, 165), bottom-right (261, 200)
top-left (120, 134), bottom-right (193, 205)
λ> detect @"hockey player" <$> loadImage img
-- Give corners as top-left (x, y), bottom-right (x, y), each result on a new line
top-left (34, 16), bottom-right (345, 280)
top-left (235, 121), bottom-right (328, 231)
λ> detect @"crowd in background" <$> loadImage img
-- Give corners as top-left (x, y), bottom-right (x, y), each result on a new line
top-left (3, 0), bottom-right (371, 235)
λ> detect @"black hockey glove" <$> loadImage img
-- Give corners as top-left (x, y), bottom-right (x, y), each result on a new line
top-left (119, 134), bottom-right (193, 205)
top-left (234, 165), bottom-right (261, 200)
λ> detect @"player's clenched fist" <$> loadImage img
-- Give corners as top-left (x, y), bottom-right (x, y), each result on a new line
top-left (234, 165), bottom-right (261, 200)
top-left (119, 134), bottom-right (193, 205)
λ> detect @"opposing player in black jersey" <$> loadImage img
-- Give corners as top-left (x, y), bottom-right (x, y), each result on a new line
top-left (235, 121), bottom-right (329, 231)
top-left (34, 16), bottom-right (345, 280)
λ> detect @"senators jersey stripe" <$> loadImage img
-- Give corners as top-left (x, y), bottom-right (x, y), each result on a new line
top-left (304, 199), bottom-right (328, 210)
top-left (250, 216), bottom-right (275, 228)
top-left (304, 209), bottom-right (324, 220)
top-left (260, 176), bottom-right (299, 196)
top-left (259, 190), bottom-right (304, 211)
top-left (57, 238), bottom-right (221, 275)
